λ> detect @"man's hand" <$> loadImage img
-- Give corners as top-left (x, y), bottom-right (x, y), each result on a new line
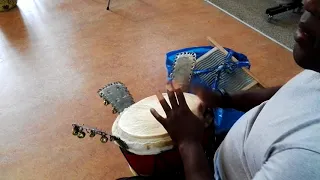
top-left (194, 86), bottom-right (282, 112)
top-left (150, 82), bottom-right (205, 145)
top-left (150, 82), bottom-right (212, 180)
top-left (193, 87), bottom-right (223, 108)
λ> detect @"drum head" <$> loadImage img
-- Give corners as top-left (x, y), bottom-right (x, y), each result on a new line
top-left (119, 93), bottom-right (202, 138)
top-left (112, 93), bottom-right (205, 155)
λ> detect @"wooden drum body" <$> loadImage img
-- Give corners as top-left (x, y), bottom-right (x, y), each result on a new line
top-left (112, 93), bottom-right (213, 176)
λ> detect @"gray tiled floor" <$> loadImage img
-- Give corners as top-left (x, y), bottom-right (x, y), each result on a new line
top-left (208, 0), bottom-right (302, 49)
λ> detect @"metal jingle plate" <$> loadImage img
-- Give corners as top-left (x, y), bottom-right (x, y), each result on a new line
top-left (98, 82), bottom-right (134, 114)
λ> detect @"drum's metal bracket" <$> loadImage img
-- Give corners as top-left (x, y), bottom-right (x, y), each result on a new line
top-left (170, 52), bottom-right (196, 91)
top-left (72, 123), bottom-right (129, 150)
top-left (98, 82), bottom-right (135, 114)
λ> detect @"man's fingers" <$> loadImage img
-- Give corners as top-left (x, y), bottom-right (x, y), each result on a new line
top-left (192, 87), bottom-right (216, 108)
top-left (150, 108), bottom-right (166, 127)
top-left (166, 82), bottom-right (178, 109)
top-left (156, 92), bottom-right (171, 115)
top-left (192, 86), bottom-right (205, 99)
top-left (197, 103), bottom-right (205, 115)
top-left (173, 82), bottom-right (187, 107)
top-left (175, 88), bottom-right (187, 107)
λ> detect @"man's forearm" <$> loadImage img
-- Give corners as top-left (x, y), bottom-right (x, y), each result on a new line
top-left (221, 86), bottom-right (282, 112)
top-left (179, 141), bottom-right (212, 180)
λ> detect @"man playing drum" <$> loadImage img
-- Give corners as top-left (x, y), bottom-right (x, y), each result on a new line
top-left (150, 0), bottom-right (320, 179)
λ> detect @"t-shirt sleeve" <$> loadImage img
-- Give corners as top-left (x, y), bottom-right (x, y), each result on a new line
top-left (252, 149), bottom-right (320, 180)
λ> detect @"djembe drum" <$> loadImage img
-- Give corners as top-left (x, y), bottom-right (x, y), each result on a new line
top-left (72, 82), bottom-right (214, 177)
top-left (112, 93), bottom-right (213, 176)
top-left (72, 37), bottom-right (263, 178)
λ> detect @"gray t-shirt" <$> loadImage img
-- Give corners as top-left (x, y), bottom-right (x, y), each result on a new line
top-left (215, 70), bottom-right (320, 180)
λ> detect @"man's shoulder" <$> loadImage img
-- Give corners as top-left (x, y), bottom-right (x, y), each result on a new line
top-left (283, 69), bottom-right (320, 88)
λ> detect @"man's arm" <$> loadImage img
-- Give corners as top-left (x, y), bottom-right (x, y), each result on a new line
top-left (221, 86), bottom-right (282, 112)
top-left (179, 141), bottom-right (212, 180)
top-left (196, 86), bottom-right (282, 112)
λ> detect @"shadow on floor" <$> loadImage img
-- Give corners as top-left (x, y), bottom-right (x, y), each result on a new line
top-left (0, 6), bottom-right (30, 52)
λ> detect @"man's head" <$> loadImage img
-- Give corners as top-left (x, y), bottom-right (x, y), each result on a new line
top-left (293, 0), bottom-right (320, 72)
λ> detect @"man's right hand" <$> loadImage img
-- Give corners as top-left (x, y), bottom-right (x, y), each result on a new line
top-left (195, 86), bottom-right (282, 112)
top-left (193, 87), bottom-right (223, 108)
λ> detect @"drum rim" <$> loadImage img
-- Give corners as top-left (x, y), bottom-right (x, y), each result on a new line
top-left (112, 114), bottom-right (175, 155)
top-left (112, 114), bottom-right (212, 155)
top-left (117, 93), bottom-right (205, 138)
top-left (112, 93), bottom-right (213, 155)
top-left (115, 112), bottom-right (170, 139)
